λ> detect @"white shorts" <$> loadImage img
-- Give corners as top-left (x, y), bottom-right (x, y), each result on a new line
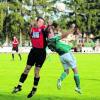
top-left (60, 52), bottom-right (76, 70)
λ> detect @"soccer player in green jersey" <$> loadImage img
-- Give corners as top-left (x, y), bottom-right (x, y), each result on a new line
top-left (47, 23), bottom-right (81, 94)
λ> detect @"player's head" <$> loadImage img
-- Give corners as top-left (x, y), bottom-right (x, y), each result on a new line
top-left (71, 23), bottom-right (76, 28)
top-left (37, 17), bottom-right (45, 27)
top-left (13, 36), bottom-right (17, 39)
top-left (48, 31), bottom-right (55, 39)
top-left (48, 22), bottom-right (58, 39)
top-left (52, 21), bottom-right (58, 29)
top-left (52, 22), bottom-right (59, 35)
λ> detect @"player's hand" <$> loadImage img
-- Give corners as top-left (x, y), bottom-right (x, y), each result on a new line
top-left (70, 24), bottom-right (76, 29)
top-left (75, 28), bottom-right (81, 35)
top-left (30, 20), bottom-right (37, 28)
top-left (47, 20), bottom-right (53, 26)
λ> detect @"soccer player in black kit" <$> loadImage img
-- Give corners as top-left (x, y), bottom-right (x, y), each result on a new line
top-left (12, 17), bottom-right (48, 98)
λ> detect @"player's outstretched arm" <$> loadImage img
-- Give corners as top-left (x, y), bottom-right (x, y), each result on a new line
top-left (61, 28), bottom-right (75, 39)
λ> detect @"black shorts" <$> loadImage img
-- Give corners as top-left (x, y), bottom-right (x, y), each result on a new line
top-left (27, 48), bottom-right (46, 68)
top-left (12, 47), bottom-right (18, 52)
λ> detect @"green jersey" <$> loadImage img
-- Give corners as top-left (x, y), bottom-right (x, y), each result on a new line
top-left (47, 35), bottom-right (71, 55)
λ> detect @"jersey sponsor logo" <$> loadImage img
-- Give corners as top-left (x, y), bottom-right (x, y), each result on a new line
top-left (32, 32), bottom-right (40, 38)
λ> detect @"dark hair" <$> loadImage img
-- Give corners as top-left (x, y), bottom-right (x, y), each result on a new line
top-left (52, 21), bottom-right (58, 28)
top-left (66, 21), bottom-right (78, 29)
top-left (37, 17), bottom-right (45, 22)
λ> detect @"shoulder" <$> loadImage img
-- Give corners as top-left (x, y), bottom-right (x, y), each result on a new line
top-left (40, 25), bottom-right (46, 30)
top-left (54, 35), bottom-right (61, 40)
top-left (31, 27), bottom-right (37, 31)
top-left (49, 35), bottom-right (61, 41)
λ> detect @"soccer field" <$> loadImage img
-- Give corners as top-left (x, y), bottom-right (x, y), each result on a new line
top-left (0, 53), bottom-right (100, 100)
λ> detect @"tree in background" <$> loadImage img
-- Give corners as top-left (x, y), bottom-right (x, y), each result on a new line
top-left (68, 0), bottom-right (100, 36)
top-left (0, 0), bottom-right (100, 46)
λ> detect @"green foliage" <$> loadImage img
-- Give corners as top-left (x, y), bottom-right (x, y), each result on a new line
top-left (0, 0), bottom-right (100, 44)
top-left (3, 13), bottom-right (24, 37)
top-left (0, 11), bottom-right (5, 33)
top-left (67, 0), bottom-right (99, 35)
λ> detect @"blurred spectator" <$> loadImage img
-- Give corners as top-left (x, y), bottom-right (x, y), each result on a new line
top-left (84, 36), bottom-right (95, 48)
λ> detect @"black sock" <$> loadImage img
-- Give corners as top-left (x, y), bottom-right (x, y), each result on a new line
top-left (32, 87), bottom-right (37, 91)
top-left (33, 77), bottom-right (40, 91)
top-left (18, 54), bottom-right (22, 60)
top-left (12, 54), bottom-right (14, 60)
top-left (19, 73), bottom-right (28, 83)
top-left (17, 85), bottom-right (22, 88)
top-left (34, 77), bottom-right (40, 86)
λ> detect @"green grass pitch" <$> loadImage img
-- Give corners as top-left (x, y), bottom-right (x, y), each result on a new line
top-left (0, 53), bottom-right (100, 100)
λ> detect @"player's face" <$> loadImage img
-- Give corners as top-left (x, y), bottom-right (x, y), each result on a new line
top-left (13, 36), bottom-right (16, 39)
top-left (37, 19), bottom-right (44, 27)
top-left (48, 33), bottom-right (54, 39)
top-left (48, 26), bottom-right (55, 39)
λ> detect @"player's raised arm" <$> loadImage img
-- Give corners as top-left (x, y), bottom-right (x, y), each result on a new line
top-left (60, 23), bottom-right (76, 39)
top-left (29, 20), bottom-right (37, 36)
top-left (47, 22), bottom-right (76, 39)
top-left (61, 28), bottom-right (75, 39)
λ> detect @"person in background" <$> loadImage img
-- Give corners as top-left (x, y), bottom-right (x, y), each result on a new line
top-left (12, 36), bottom-right (22, 60)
